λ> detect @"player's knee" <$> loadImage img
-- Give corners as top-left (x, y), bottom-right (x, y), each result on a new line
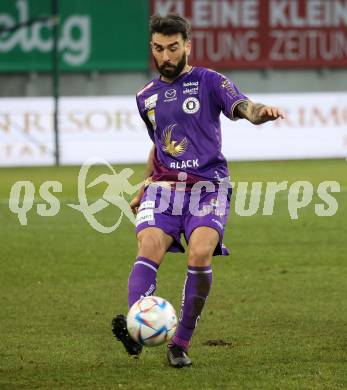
top-left (137, 231), bottom-right (166, 262)
top-left (188, 245), bottom-right (213, 266)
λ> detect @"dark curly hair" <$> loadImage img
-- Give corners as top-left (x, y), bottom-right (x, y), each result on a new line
top-left (150, 13), bottom-right (191, 41)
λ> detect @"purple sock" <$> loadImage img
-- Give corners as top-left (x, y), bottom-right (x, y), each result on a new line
top-left (128, 256), bottom-right (159, 309)
top-left (171, 265), bottom-right (212, 351)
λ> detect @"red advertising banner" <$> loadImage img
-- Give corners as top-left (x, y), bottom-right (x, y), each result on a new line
top-left (151, 0), bottom-right (347, 69)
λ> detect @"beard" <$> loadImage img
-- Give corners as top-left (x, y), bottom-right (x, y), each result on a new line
top-left (154, 54), bottom-right (187, 80)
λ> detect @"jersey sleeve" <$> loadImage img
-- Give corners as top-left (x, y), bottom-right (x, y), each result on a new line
top-left (210, 71), bottom-right (248, 120)
top-left (136, 95), bottom-right (155, 143)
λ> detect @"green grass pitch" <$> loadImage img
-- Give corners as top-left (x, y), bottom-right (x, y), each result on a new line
top-left (0, 159), bottom-right (346, 389)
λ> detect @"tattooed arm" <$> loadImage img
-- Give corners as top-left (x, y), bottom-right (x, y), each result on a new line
top-left (234, 100), bottom-right (284, 125)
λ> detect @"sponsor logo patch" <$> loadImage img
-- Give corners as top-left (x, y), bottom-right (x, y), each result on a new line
top-left (183, 87), bottom-right (199, 95)
top-left (170, 159), bottom-right (199, 169)
top-left (220, 79), bottom-right (238, 96)
top-left (145, 94), bottom-right (158, 109)
top-left (212, 218), bottom-right (224, 229)
top-left (183, 81), bottom-right (199, 87)
top-left (182, 97), bottom-right (200, 114)
top-left (161, 124), bottom-right (188, 157)
top-left (165, 89), bottom-right (176, 99)
top-left (139, 200), bottom-right (155, 211)
top-left (135, 209), bottom-right (154, 226)
top-left (164, 89), bottom-right (177, 103)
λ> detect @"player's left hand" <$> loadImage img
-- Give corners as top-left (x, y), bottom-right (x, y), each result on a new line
top-left (259, 106), bottom-right (285, 121)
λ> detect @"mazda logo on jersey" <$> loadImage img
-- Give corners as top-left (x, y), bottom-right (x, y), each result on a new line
top-left (182, 97), bottom-right (200, 114)
top-left (164, 89), bottom-right (177, 103)
top-left (165, 89), bottom-right (176, 99)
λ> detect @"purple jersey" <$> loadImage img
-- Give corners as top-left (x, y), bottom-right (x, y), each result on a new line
top-left (136, 67), bottom-right (248, 184)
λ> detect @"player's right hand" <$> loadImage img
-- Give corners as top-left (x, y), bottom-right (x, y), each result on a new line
top-left (130, 177), bottom-right (151, 214)
top-left (130, 193), bottom-right (142, 215)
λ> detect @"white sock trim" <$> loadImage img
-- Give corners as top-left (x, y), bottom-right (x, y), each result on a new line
top-left (135, 260), bottom-right (158, 273)
top-left (188, 269), bottom-right (212, 274)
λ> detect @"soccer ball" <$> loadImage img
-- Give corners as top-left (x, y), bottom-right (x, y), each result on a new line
top-left (127, 296), bottom-right (178, 347)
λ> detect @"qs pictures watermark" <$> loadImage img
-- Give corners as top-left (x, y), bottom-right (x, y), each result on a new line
top-left (7, 158), bottom-right (341, 233)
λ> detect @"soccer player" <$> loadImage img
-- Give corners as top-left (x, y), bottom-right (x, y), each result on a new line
top-left (112, 14), bottom-right (284, 368)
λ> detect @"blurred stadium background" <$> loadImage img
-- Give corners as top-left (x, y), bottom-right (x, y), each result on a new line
top-left (1, 0), bottom-right (347, 165)
top-left (1, 0), bottom-right (347, 388)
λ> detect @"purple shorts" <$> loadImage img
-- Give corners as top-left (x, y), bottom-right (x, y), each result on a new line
top-left (135, 182), bottom-right (232, 256)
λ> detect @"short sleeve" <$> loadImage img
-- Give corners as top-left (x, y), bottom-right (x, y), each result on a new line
top-left (210, 71), bottom-right (248, 120)
top-left (136, 95), bottom-right (155, 143)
